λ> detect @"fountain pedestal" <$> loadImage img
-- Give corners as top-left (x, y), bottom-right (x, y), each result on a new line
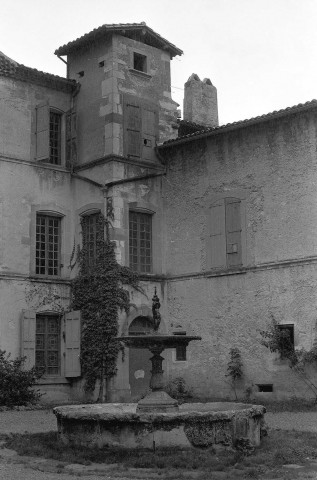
top-left (119, 334), bottom-right (201, 413)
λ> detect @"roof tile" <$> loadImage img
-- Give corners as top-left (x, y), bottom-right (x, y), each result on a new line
top-left (160, 100), bottom-right (317, 149)
top-left (0, 51), bottom-right (77, 92)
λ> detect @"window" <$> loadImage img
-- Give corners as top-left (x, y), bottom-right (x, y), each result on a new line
top-left (21, 310), bottom-right (81, 378)
top-left (133, 52), bottom-right (147, 73)
top-left (49, 111), bottom-right (62, 165)
top-left (35, 314), bottom-right (61, 375)
top-left (124, 95), bottom-right (158, 162)
top-left (36, 214), bottom-right (61, 276)
top-left (129, 211), bottom-right (152, 273)
top-left (277, 324), bottom-right (295, 358)
top-left (81, 213), bottom-right (100, 269)
top-left (176, 345), bottom-right (187, 361)
top-left (208, 196), bottom-right (245, 269)
top-left (35, 104), bottom-right (77, 167)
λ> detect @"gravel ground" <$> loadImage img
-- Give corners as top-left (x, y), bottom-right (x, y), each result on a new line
top-left (0, 408), bottom-right (317, 435)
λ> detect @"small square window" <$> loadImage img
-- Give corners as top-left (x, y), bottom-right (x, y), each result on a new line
top-left (133, 52), bottom-right (147, 73)
top-left (176, 345), bottom-right (187, 361)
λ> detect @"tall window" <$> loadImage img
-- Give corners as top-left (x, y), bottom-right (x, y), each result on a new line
top-left (81, 213), bottom-right (100, 268)
top-left (129, 211), bottom-right (152, 273)
top-left (208, 197), bottom-right (244, 269)
top-left (35, 314), bottom-right (61, 375)
top-left (36, 214), bottom-right (61, 276)
top-left (49, 111), bottom-right (62, 165)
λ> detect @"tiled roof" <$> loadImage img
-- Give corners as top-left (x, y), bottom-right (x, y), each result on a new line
top-left (159, 100), bottom-right (317, 149)
top-left (55, 22), bottom-right (183, 58)
top-left (0, 51), bottom-right (77, 92)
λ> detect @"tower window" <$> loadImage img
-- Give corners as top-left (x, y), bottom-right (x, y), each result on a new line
top-left (49, 111), bottom-right (62, 165)
top-left (133, 52), bottom-right (147, 73)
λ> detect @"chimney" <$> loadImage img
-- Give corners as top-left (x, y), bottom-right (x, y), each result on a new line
top-left (183, 74), bottom-right (219, 127)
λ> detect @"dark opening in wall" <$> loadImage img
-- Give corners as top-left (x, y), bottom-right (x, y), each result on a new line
top-left (277, 324), bottom-right (295, 358)
top-left (176, 345), bottom-right (187, 361)
top-left (133, 52), bottom-right (147, 73)
top-left (78, 71), bottom-right (84, 78)
top-left (257, 384), bottom-right (273, 392)
top-left (99, 61), bottom-right (104, 67)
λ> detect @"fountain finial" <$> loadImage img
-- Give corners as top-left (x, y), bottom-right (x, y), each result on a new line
top-left (152, 287), bottom-right (161, 332)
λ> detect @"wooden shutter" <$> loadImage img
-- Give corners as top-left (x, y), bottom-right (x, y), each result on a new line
top-left (21, 310), bottom-right (36, 369)
top-left (207, 199), bottom-right (226, 268)
top-left (225, 198), bottom-right (242, 267)
top-left (125, 99), bottom-right (141, 158)
top-left (142, 103), bottom-right (158, 162)
top-left (35, 103), bottom-right (49, 161)
top-left (66, 108), bottom-right (77, 168)
top-left (64, 311), bottom-right (81, 377)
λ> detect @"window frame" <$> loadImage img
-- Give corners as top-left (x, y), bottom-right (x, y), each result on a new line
top-left (49, 109), bottom-right (62, 165)
top-left (277, 324), bottom-right (295, 359)
top-left (35, 313), bottom-right (61, 376)
top-left (80, 211), bottom-right (102, 270)
top-left (35, 213), bottom-right (62, 277)
top-left (207, 192), bottom-right (247, 271)
top-left (129, 210), bottom-right (153, 274)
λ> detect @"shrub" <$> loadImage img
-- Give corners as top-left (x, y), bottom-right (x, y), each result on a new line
top-left (165, 377), bottom-right (193, 401)
top-left (0, 350), bottom-right (43, 406)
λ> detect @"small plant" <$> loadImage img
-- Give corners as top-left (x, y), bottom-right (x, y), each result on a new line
top-left (260, 316), bottom-right (317, 399)
top-left (226, 347), bottom-right (243, 400)
top-left (164, 377), bottom-right (193, 402)
top-left (0, 350), bottom-right (42, 406)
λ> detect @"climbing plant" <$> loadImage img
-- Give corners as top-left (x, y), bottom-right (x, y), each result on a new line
top-left (260, 316), bottom-right (317, 399)
top-left (71, 212), bottom-right (139, 401)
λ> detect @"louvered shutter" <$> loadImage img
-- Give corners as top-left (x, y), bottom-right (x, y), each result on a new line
top-left (21, 310), bottom-right (36, 369)
top-left (142, 103), bottom-right (158, 162)
top-left (66, 108), bottom-right (77, 168)
top-left (208, 199), bottom-right (226, 268)
top-left (225, 198), bottom-right (242, 267)
top-left (64, 311), bottom-right (81, 377)
top-left (125, 99), bottom-right (141, 159)
top-left (35, 103), bottom-right (49, 161)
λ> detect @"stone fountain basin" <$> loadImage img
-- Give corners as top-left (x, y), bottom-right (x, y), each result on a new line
top-left (53, 402), bottom-right (266, 449)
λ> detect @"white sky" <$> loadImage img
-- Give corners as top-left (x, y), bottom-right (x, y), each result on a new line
top-left (2, 0), bottom-right (317, 124)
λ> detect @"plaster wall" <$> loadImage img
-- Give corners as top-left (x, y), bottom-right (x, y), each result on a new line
top-left (0, 77), bottom-right (71, 162)
top-left (162, 109), bottom-right (317, 400)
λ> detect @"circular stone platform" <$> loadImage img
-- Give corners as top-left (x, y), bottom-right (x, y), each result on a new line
top-left (53, 402), bottom-right (266, 449)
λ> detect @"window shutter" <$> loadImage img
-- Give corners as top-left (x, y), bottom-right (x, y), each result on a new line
top-left (207, 199), bottom-right (226, 268)
top-left (125, 99), bottom-right (141, 158)
top-left (66, 108), bottom-right (77, 168)
top-left (64, 311), bottom-right (81, 377)
top-left (225, 198), bottom-right (242, 267)
top-left (35, 103), bottom-right (49, 161)
top-left (141, 103), bottom-right (158, 162)
top-left (21, 310), bottom-right (36, 370)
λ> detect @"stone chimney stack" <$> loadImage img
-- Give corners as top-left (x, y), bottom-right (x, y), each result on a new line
top-left (183, 74), bottom-right (219, 127)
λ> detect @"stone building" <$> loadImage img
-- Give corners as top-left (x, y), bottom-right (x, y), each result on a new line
top-left (1, 22), bottom-right (317, 403)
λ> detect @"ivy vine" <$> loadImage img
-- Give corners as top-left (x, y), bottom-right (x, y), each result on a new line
top-left (71, 213), bottom-right (139, 401)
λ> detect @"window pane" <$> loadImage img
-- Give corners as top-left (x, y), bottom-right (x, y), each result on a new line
top-left (49, 111), bottom-right (62, 165)
top-left (129, 212), bottom-right (152, 273)
top-left (35, 315), bottom-right (60, 375)
top-left (35, 215), bottom-right (61, 276)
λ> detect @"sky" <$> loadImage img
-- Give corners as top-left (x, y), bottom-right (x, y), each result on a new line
top-left (2, 0), bottom-right (317, 125)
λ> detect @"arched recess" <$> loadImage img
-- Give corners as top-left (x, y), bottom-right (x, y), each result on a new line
top-left (128, 315), bottom-right (154, 399)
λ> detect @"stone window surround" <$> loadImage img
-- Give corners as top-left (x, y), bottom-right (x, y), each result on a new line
top-left (29, 203), bottom-right (71, 279)
top-left (129, 46), bottom-right (152, 78)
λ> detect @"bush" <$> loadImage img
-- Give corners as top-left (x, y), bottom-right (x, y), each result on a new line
top-left (165, 377), bottom-right (193, 401)
top-left (0, 350), bottom-right (43, 406)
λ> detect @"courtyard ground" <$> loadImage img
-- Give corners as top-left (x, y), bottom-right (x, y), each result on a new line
top-left (1, 406), bottom-right (317, 479)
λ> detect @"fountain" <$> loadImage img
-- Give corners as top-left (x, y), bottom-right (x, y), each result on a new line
top-left (53, 290), bottom-right (265, 449)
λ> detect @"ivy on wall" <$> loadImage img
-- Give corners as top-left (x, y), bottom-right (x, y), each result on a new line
top-left (71, 213), bottom-right (139, 401)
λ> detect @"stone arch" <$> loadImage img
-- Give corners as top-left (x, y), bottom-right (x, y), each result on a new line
top-left (121, 304), bottom-right (167, 335)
